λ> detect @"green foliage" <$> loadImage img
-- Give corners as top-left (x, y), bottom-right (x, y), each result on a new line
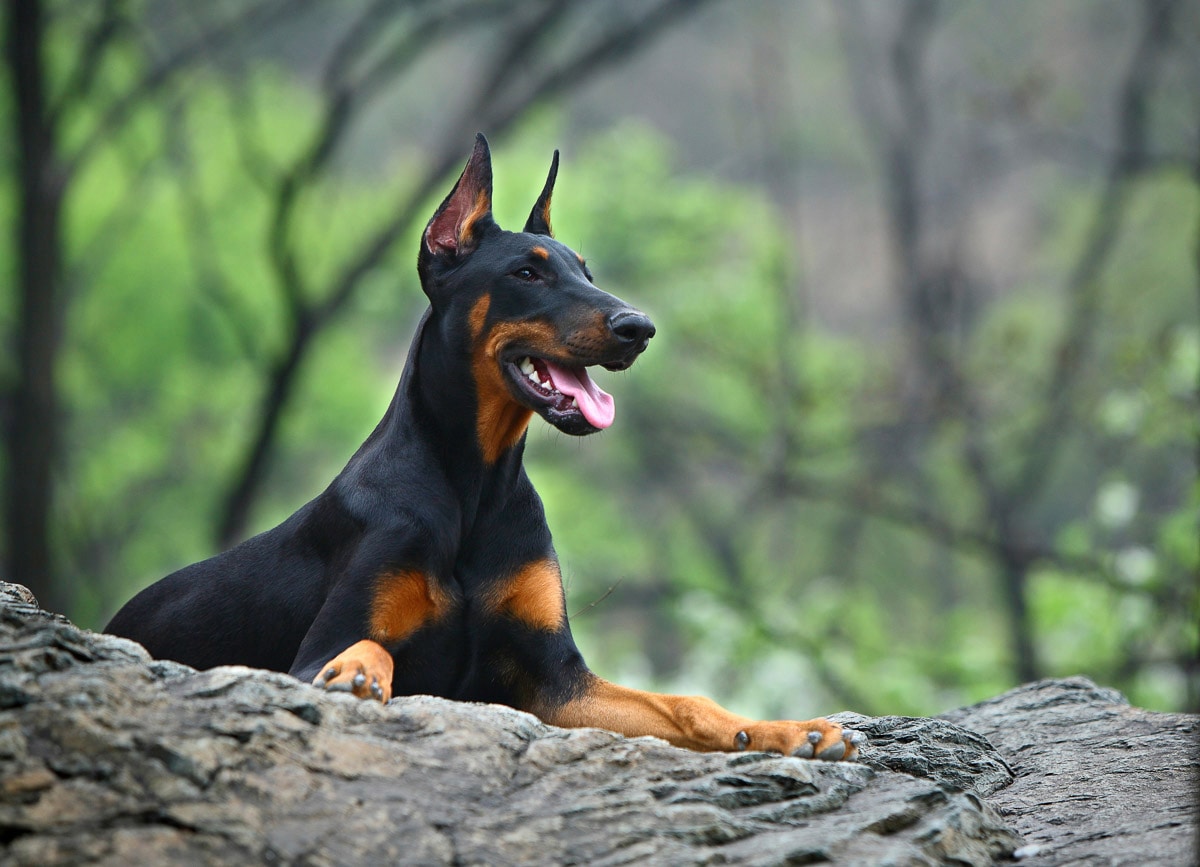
top-left (3, 15), bottom-right (1196, 720)
top-left (40, 60), bottom-right (427, 624)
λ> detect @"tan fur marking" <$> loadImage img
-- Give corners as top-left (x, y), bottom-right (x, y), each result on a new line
top-left (530, 245), bottom-right (550, 260)
top-left (469, 296), bottom-right (564, 464)
top-left (469, 293), bottom-right (491, 340)
top-left (459, 189), bottom-right (491, 245)
top-left (541, 676), bottom-right (853, 756)
top-left (369, 570), bottom-right (453, 643)
top-left (557, 309), bottom-right (612, 357)
top-left (486, 559), bottom-right (565, 631)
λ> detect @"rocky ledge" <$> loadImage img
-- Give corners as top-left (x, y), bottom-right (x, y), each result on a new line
top-left (0, 582), bottom-right (1195, 865)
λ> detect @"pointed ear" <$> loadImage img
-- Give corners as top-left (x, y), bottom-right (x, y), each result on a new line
top-left (522, 150), bottom-right (559, 236)
top-left (424, 133), bottom-right (494, 257)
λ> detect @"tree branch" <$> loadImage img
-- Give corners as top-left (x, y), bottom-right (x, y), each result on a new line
top-left (65, 0), bottom-right (316, 180)
top-left (1012, 0), bottom-right (1177, 502)
top-left (47, 0), bottom-right (127, 126)
top-left (163, 96), bottom-right (262, 363)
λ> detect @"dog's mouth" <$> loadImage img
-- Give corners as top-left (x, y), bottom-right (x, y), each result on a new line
top-left (505, 355), bottom-right (616, 435)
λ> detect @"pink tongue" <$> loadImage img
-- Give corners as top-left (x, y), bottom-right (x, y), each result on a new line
top-left (542, 361), bottom-right (615, 429)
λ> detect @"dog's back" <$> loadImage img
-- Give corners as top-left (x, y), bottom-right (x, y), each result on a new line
top-left (107, 501), bottom-right (332, 671)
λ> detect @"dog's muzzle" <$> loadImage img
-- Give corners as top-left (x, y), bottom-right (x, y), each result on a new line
top-left (603, 310), bottom-right (655, 370)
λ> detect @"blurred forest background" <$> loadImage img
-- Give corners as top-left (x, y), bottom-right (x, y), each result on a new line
top-left (3, 0), bottom-right (1198, 719)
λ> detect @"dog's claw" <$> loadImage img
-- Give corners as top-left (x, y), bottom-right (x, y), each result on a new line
top-left (352, 672), bottom-right (366, 689)
top-left (320, 667), bottom-right (337, 684)
top-left (734, 730), bottom-right (750, 751)
top-left (847, 730), bottom-right (867, 747)
top-left (807, 730), bottom-right (822, 744)
top-left (370, 680), bottom-right (384, 700)
top-left (792, 742), bottom-right (816, 758)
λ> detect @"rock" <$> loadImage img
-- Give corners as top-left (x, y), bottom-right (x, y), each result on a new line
top-left (828, 711), bottom-right (1015, 798)
top-left (943, 676), bottom-right (1199, 866)
top-left (0, 582), bottom-right (1191, 865)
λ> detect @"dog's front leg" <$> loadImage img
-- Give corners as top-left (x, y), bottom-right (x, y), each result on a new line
top-left (291, 545), bottom-right (454, 704)
top-left (541, 674), bottom-right (863, 760)
top-left (289, 573), bottom-right (399, 703)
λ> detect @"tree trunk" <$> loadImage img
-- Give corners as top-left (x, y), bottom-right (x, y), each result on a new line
top-left (1000, 555), bottom-right (1039, 683)
top-left (4, 0), bottom-right (66, 612)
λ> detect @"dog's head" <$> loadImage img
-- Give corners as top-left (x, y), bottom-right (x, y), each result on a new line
top-left (417, 135), bottom-right (654, 461)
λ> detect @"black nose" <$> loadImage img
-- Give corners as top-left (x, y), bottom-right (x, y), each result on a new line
top-left (608, 310), bottom-right (656, 352)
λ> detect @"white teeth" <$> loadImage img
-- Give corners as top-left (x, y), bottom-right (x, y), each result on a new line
top-left (569, 398), bottom-right (577, 408)
top-left (517, 356), bottom-right (559, 394)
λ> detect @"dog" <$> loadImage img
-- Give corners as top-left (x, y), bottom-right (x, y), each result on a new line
top-left (107, 135), bottom-right (862, 760)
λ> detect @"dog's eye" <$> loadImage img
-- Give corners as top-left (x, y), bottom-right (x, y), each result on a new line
top-left (513, 267), bottom-right (540, 282)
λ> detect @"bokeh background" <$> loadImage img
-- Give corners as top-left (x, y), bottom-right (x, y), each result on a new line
top-left (4, 0), bottom-right (1197, 718)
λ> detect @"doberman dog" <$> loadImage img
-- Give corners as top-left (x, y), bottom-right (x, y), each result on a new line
top-left (107, 135), bottom-right (862, 760)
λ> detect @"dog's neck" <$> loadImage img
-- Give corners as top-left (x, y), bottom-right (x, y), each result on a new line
top-left (374, 307), bottom-right (527, 497)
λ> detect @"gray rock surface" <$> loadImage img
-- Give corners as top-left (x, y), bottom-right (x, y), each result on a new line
top-left (0, 582), bottom-right (1192, 865)
top-left (944, 677), bottom-right (1198, 866)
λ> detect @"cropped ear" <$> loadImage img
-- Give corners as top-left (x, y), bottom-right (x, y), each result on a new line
top-left (424, 133), bottom-right (494, 258)
top-left (522, 150), bottom-right (559, 237)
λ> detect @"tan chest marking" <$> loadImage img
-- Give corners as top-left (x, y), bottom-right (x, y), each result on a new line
top-left (369, 570), bottom-right (454, 644)
top-left (484, 559), bottom-right (566, 632)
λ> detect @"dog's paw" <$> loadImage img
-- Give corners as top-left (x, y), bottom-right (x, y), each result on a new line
top-left (312, 639), bottom-right (393, 703)
top-left (733, 718), bottom-right (865, 761)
